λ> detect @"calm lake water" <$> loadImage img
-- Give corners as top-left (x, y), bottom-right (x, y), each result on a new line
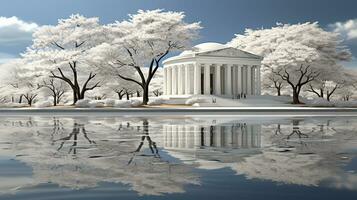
top-left (0, 115), bottom-right (357, 200)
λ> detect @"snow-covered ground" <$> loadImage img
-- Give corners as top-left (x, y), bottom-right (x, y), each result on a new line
top-left (180, 95), bottom-right (293, 107)
top-left (1, 95), bottom-right (357, 109)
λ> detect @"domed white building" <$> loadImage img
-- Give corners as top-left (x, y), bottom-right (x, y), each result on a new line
top-left (162, 42), bottom-right (262, 96)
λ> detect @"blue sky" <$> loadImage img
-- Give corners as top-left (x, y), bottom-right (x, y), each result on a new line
top-left (0, 0), bottom-right (357, 67)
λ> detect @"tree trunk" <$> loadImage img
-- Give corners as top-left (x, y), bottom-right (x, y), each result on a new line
top-left (117, 93), bottom-right (122, 100)
top-left (142, 85), bottom-right (149, 105)
top-left (153, 91), bottom-right (159, 97)
top-left (292, 89), bottom-right (300, 104)
top-left (57, 96), bottom-right (61, 105)
top-left (126, 93), bottom-right (130, 100)
top-left (72, 91), bottom-right (78, 104)
top-left (53, 95), bottom-right (57, 106)
top-left (52, 65), bottom-right (99, 105)
top-left (326, 85), bottom-right (339, 102)
top-left (28, 98), bottom-right (33, 106)
top-left (78, 88), bottom-right (86, 100)
top-left (19, 95), bottom-right (23, 104)
top-left (277, 88), bottom-right (281, 96)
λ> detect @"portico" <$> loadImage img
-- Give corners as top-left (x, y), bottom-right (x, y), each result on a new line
top-left (163, 42), bottom-right (262, 96)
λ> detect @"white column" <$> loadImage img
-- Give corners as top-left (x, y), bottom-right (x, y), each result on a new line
top-left (215, 64), bottom-right (221, 95)
top-left (257, 65), bottom-right (261, 95)
top-left (247, 65), bottom-right (252, 95)
top-left (225, 64), bottom-right (232, 96)
top-left (204, 64), bottom-right (211, 95)
top-left (251, 65), bottom-right (256, 95)
top-left (185, 64), bottom-right (190, 94)
top-left (242, 66), bottom-right (247, 94)
top-left (177, 66), bottom-right (182, 95)
top-left (237, 65), bottom-right (242, 95)
top-left (172, 65), bottom-right (177, 95)
top-left (163, 68), bottom-right (167, 95)
top-left (167, 67), bottom-right (172, 95)
top-left (232, 65), bottom-right (237, 96)
top-left (235, 65), bottom-right (239, 95)
top-left (194, 63), bottom-right (201, 95)
top-left (178, 66), bottom-right (183, 95)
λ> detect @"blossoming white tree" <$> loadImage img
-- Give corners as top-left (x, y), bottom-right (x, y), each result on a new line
top-left (23, 14), bottom-right (105, 104)
top-left (304, 62), bottom-right (357, 101)
top-left (228, 22), bottom-right (351, 104)
top-left (1, 59), bottom-right (41, 106)
top-left (262, 71), bottom-right (286, 96)
top-left (334, 68), bottom-right (357, 101)
top-left (264, 42), bottom-right (322, 104)
top-left (149, 68), bottom-right (163, 96)
top-left (38, 79), bottom-right (68, 106)
top-left (86, 43), bottom-right (142, 100)
top-left (99, 77), bottom-right (141, 100)
top-left (90, 9), bottom-right (201, 104)
top-left (336, 85), bottom-right (355, 101)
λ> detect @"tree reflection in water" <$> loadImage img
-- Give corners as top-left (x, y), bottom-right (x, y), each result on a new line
top-left (0, 116), bottom-right (357, 195)
top-left (272, 120), bottom-right (313, 150)
top-left (128, 119), bottom-right (160, 165)
top-left (54, 122), bottom-right (96, 154)
top-left (0, 116), bottom-right (200, 196)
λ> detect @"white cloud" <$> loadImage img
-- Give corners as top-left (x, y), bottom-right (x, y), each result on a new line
top-left (330, 19), bottom-right (357, 41)
top-left (0, 16), bottom-right (38, 45)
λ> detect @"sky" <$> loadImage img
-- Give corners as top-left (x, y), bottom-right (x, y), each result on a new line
top-left (0, 0), bottom-right (357, 67)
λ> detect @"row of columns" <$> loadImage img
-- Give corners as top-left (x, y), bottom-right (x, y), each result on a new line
top-left (162, 124), bottom-right (262, 149)
top-left (164, 63), bottom-right (261, 96)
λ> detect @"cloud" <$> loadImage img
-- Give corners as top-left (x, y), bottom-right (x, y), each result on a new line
top-left (0, 16), bottom-right (38, 46)
top-left (330, 19), bottom-right (357, 41)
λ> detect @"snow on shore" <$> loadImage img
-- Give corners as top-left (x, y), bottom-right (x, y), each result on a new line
top-left (1, 95), bottom-right (357, 108)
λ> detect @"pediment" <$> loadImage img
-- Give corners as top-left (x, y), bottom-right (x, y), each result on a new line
top-left (197, 47), bottom-right (262, 60)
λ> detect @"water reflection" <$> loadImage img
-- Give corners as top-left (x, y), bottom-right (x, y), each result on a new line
top-left (54, 122), bottom-right (96, 154)
top-left (0, 116), bottom-right (357, 197)
top-left (163, 123), bottom-right (261, 149)
top-left (0, 117), bottom-right (200, 196)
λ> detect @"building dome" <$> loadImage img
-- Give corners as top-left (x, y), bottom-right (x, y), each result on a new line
top-left (193, 42), bottom-right (227, 52)
top-left (180, 42), bottom-right (227, 56)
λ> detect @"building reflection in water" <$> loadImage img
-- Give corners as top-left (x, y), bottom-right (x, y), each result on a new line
top-left (163, 123), bottom-right (262, 150)
top-left (1, 116), bottom-right (357, 196)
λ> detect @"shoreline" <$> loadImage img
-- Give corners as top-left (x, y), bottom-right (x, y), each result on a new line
top-left (1, 107), bottom-right (357, 116)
